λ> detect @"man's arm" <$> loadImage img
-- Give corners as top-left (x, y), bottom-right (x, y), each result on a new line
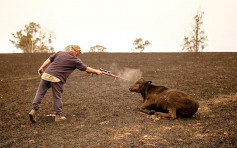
top-left (38, 58), bottom-right (51, 76)
top-left (86, 67), bottom-right (102, 75)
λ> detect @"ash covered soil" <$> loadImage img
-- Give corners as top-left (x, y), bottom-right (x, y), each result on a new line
top-left (0, 52), bottom-right (237, 147)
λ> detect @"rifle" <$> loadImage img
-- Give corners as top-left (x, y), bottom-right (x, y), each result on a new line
top-left (99, 68), bottom-right (130, 81)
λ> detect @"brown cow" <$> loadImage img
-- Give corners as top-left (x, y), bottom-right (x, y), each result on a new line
top-left (129, 78), bottom-right (199, 119)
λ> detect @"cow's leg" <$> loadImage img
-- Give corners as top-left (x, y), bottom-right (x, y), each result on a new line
top-left (155, 108), bottom-right (177, 119)
top-left (169, 108), bottom-right (177, 119)
top-left (140, 100), bottom-right (155, 115)
top-left (155, 112), bottom-right (171, 118)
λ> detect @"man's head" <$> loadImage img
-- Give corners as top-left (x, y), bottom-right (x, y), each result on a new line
top-left (71, 45), bottom-right (82, 56)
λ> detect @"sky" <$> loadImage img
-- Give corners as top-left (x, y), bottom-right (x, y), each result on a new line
top-left (0, 0), bottom-right (237, 53)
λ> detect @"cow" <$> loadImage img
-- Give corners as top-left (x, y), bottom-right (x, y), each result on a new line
top-left (129, 78), bottom-right (199, 119)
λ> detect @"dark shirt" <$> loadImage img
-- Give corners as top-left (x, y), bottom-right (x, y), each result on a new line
top-left (45, 51), bottom-right (87, 83)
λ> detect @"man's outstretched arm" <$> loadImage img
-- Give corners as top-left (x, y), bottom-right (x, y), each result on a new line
top-left (86, 67), bottom-right (102, 75)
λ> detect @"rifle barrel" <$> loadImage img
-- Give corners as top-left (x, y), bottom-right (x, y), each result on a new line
top-left (101, 71), bottom-right (130, 81)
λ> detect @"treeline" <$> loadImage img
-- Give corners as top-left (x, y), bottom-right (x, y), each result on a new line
top-left (10, 10), bottom-right (207, 53)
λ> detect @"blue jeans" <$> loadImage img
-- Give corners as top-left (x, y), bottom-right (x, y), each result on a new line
top-left (32, 79), bottom-right (63, 115)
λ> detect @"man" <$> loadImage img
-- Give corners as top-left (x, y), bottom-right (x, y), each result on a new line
top-left (29, 45), bottom-right (102, 123)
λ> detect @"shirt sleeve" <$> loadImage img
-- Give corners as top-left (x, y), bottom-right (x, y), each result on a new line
top-left (75, 58), bottom-right (87, 71)
top-left (48, 52), bottom-right (58, 62)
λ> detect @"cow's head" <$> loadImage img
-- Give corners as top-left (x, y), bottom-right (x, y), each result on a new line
top-left (129, 77), bottom-right (152, 93)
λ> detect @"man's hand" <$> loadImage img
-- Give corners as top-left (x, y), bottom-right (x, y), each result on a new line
top-left (38, 67), bottom-right (44, 76)
top-left (37, 58), bottom-right (51, 76)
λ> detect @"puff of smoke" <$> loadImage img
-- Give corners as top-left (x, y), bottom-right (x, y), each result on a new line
top-left (117, 68), bottom-right (142, 82)
top-left (110, 63), bottom-right (142, 83)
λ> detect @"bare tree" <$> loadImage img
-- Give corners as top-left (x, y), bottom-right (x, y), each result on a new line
top-left (182, 10), bottom-right (208, 52)
top-left (10, 22), bottom-right (55, 53)
top-left (64, 45), bottom-right (72, 52)
top-left (89, 45), bottom-right (107, 52)
top-left (133, 38), bottom-right (151, 52)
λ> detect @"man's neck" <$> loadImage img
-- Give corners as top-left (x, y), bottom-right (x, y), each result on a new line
top-left (69, 50), bottom-right (77, 56)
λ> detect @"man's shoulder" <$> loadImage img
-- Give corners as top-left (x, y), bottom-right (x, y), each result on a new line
top-left (59, 51), bottom-right (81, 61)
top-left (56, 51), bottom-right (73, 57)
top-left (56, 51), bottom-right (67, 54)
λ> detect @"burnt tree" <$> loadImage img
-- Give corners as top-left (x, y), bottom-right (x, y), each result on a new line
top-left (182, 11), bottom-right (208, 52)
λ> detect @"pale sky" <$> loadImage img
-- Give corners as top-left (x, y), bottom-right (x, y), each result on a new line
top-left (0, 0), bottom-right (237, 53)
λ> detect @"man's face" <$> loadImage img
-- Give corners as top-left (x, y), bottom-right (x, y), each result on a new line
top-left (76, 50), bottom-right (81, 56)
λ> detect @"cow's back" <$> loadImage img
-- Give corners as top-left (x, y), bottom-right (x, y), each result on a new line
top-left (165, 89), bottom-right (199, 117)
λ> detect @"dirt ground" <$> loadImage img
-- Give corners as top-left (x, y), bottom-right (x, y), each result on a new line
top-left (0, 52), bottom-right (236, 147)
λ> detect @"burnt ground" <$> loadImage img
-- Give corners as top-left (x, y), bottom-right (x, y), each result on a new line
top-left (0, 52), bottom-right (236, 147)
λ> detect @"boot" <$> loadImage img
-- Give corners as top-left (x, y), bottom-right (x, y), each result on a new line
top-left (29, 109), bottom-right (37, 123)
top-left (55, 114), bottom-right (66, 122)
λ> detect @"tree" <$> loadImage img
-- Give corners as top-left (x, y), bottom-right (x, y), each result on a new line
top-left (182, 10), bottom-right (208, 52)
top-left (10, 22), bottom-right (55, 53)
top-left (89, 45), bottom-right (107, 52)
top-left (133, 38), bottom-right (151, 52)
top-left (64, 45), bottom-right (72, 52)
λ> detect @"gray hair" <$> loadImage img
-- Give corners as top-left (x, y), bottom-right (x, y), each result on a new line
top-left (71, 45), bottom-right (81, 52)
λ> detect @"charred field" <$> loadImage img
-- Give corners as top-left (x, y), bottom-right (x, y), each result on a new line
top-left (0, 52), bottom-right (237, 147)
